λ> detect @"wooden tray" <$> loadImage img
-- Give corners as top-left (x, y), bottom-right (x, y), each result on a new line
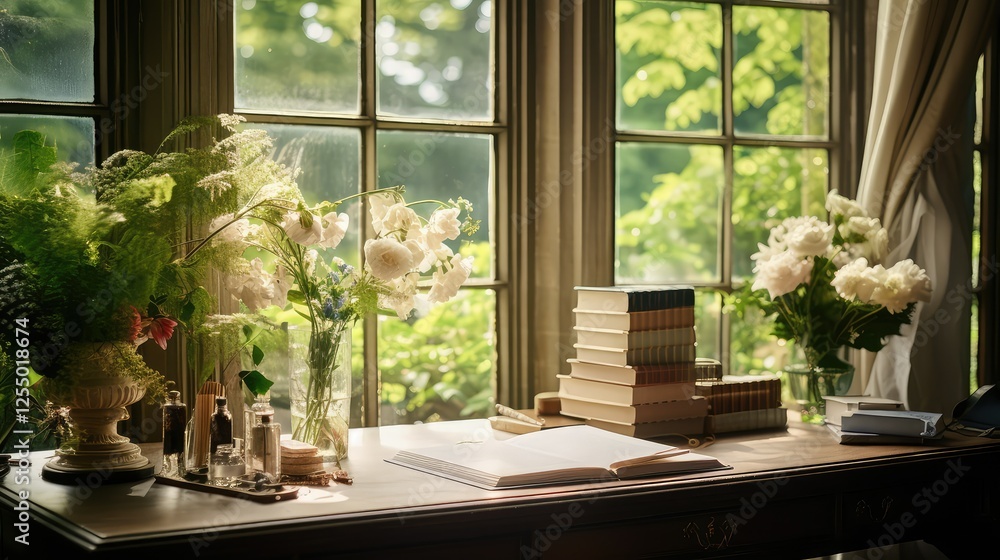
top-left (155, 474), bottom-right (299, 503)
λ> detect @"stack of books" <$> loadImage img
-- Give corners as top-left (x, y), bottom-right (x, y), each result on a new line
top-left (821, 396), bottom-right (943, 444)
top-left (559, 285), bottom-right (707, 439)
top-left (696, 369), bottom-right (787, 434)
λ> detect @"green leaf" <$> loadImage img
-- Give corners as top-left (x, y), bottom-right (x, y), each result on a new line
top-left (286, 290), bottom-right (306, 305)
top-left (13, 130), bottom-right (57, 177)
top-left (238, 369), bottom-right (274, 397)
top-left (252, 344), bottom-right (264, 367)
top-left (242, 324), bottom-right (253, 340)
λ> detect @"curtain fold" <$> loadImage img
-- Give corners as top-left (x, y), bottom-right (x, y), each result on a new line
top-left (852, 0), bottom-right (996, 412)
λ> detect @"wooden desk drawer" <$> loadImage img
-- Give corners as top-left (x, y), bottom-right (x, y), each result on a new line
top-left (538, 494), bottom-right (838, 558)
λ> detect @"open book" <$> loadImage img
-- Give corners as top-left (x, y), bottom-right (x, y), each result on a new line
top-left (386, 425), bottom-right (729, 489)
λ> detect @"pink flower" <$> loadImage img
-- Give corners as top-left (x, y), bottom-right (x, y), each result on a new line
top-left (148, 316), bottom-right (178, 350)
top-left (127, 306), bottom-right (145, 342)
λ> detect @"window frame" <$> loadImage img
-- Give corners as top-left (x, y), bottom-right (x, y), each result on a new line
top-left (222, 0), bottom-right (516, 427)
top-left (596, 0), bottom-right (862, 374)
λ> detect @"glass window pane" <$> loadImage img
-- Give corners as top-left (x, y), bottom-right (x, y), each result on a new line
top-left (236, 0), bottom-right (361, 114)
top-left (615, 142), bottom-right (723, 283)
top-left (376, 0), bottom-right (494, 121)
top-left (731, 146), bottom-right (828, 282)
top-left (377, 130), bottom-right (493, 279)
top-left (0, 114), bottom-right (94, 170)
top-left (253, 124), bottom-right (362, 267)
top-left (728, 292), bottom-right (794, 376)
top-left (732, 6), bottom-right (829, 138)
top-left (616, 1), bottom-right (722, 133)
top-left (0, 1), bottom-right (95, 102)
top-left (379, 288), bottom-right (496, 425)
top-left (694, 288), bottom-right (720, 362)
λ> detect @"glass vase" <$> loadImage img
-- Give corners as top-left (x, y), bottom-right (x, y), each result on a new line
top-left (782, 349), bottom-right (855, 424)
top-left (288, 325), bottom-right (351, 462)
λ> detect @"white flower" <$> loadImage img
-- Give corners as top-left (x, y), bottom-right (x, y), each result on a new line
top-left (365, 237), bottom-right (414, 281)
top-left (425, 207), bottom-right (463, 248)
top-left (368, 193), bottom-right (396, 233)
top-left (826, 189), bottom-right (867, 220)
top-left (751, 242), bottom-right (783, 265)
top-left (751, 250), bottom-right (813, 299)
top-left (867, 228), bottom-right (889, 264)
top-left (870, 259), bottom-right (932, 313)
top-left (831, 258), bottom-right (883, 303)
top-left (382, 272), bottom-right (420, 319)
top-left (304, 249), bottom-right (319, 277)
top-left (225, 258), bottom-right (274, 311)
top-left (282, 211), bottom-right (323, 245)
top-left (320, 212), bottom-right (349, 249)
top-left (428, 254), bottom-right (474, 303)
top-left (379, 203), bottom-right (420, 236)
top-left (270, 265), bottom-right (291, 309)
top-left (209, 213), bottom-right (251, 243)
top-left (839, 216), bottom-right (880, 240)
top-left (782, 216), bottom-right (834, 258)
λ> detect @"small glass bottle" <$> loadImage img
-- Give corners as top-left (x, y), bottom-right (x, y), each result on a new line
top-left (210, 396), bottom-right (233, 455)
top-left (250, 413), bottom-right (281, 479)
top-left (209, 443), bottom-right (245, 486)
top-left (250, 392), bottom-right (274, 424)
top-left (161, 391), bottom-right (187, 478)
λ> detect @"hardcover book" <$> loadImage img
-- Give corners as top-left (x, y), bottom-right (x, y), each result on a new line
top-left (822, 396), bottom-right (904, 427)
top-left (575, 285), bottom-right (695, 313)
top-left (567, 359), bottom-right (698, 385)
top-left (574, 344), bottom-right (696, 367)
top-left (696, 375), bottom-right (782, 414)
top-left (557, 374), bottom-right (697, 405)
top-left (574, 326), bottom-right (696, 350)
top-left (585, 416), bottom-right (707, 439)
top-left (573, 307), bottom-right (696, 331)
top-left (559, 395), bottom-right (710, 424)
top-left (840, 410), bottom-right (945, 438)
top-left (385, 425), bottom-right (729, 489)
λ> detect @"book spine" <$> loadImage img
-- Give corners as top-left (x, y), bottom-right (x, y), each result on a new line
top-left (569, 361), bottom-right (699, 384)
top-left (624, 345), bottom-right (696, 365)
top-left (624, 288), bottom-right (695, 311)
top-left (699, 382), bottom-right (782, 414)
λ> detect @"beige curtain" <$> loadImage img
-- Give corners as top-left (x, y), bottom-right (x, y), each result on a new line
top-left (853, 0), bottom-right (997, 412)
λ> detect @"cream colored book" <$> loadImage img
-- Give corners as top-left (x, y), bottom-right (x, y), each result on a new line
top-left (386, 425), bottom-right (728, 489)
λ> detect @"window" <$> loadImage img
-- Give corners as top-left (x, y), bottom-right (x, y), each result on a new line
top-left (613, 0), bottom-right (839, 374)
top-left (0, 1), bottom-right (100, 168)
top-left (234, 0), bottom-right (501, 426)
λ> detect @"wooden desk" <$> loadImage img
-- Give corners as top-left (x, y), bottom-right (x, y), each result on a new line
top-left (2, 416), bottom-right (998, 559)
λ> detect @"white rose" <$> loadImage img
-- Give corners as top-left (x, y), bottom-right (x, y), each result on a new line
top-left (751, 250), bottom-right (813, 299)
top-left (870, 259), bottom-right (932, 313)
top-left (282, 211), bottom-right (323, 245)
top-left (320, 212), bottom-right (350, 249)
top-left (426, 207), bottom-right (462, 246)
top-left (838, 216), bottom-right (880, 240)
top-left (365, 237), bottom-right (414, 281)
top-left (867, 228), bottom-right (889, 264)
top-left (826, 189), bottom-right (867, 220)
top-left (379, 203), bottom-right (420, 236)
top-left (831, 258), bottom-right (882, 303)
top-left (428, 254), bottom-right (474, 303)
top-left (751, 242), bottom-right (783, 265)
top-left (782, 216), bottom-right (833, 258)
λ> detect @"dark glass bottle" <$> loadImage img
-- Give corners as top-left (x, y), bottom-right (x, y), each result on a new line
top-left (161, 391), bottom-right (187, 477)
top-left (209, 396), bottom-right (233, 454)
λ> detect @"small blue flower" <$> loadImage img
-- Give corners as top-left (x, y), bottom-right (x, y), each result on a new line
top-left (339, 262), bottom-right (354, 275)
top-left (322, 297), bottom-right (336, 319)
top-left (329, 270), bottom-right (340, 283)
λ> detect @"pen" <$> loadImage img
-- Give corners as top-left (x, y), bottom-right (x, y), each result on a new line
top-left (496, 403), bottom-right (545, 426)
